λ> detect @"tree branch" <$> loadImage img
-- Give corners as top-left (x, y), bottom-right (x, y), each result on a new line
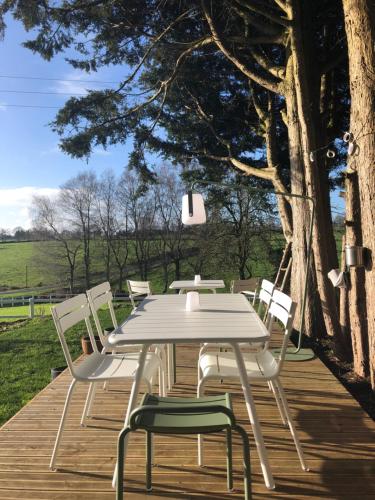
top-left (250, 46), bottom-right (285, 79)
top-left (235, 0), bottom-right (291, 27)
top-left (202, 0), bottom-right (281, 93)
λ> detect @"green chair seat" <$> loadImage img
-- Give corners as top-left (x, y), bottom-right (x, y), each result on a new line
top-left (133, 393), bottom-right (232, 434)
top-left (117, 393), bottom-right (251, 499)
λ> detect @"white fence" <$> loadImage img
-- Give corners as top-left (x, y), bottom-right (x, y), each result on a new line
top-left (0, 294), bottom-right (130, 319)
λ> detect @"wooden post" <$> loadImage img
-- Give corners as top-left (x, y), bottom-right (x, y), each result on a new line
top-left (29, 297), bottom-right (35, 319)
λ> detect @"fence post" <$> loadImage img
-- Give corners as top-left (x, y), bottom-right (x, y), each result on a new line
top-left (29, 297), bottom-right (35, 319)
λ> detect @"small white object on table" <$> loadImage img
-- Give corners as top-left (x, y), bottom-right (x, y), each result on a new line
top-left (169, 279), bottom-right (225, 294)
top-left (109, 293), bottom-right (274, 491)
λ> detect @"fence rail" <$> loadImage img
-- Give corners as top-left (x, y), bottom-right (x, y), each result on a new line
top-left (0, 293), bottom-right (131, 319)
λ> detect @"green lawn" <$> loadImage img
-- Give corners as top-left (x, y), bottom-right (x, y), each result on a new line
top-left (0, 303), bottom-right (132, 426)
top-left (0, 303), bottom-right (55, 321)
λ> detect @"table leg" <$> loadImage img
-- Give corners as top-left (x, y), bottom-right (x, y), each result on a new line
top-left (231, 343), bottom-right (275, 490)
top-left (167, 344), bottom-right (174, 390)
top-left (173, 343), bottom-right (177, 384)
top-left (112, 343), bottom-right (150, 488)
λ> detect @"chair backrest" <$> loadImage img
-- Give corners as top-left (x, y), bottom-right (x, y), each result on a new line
top-left (127, 280), bottom-right (152, 310)
top-left (267, 289), bottom-right (296, 374)
top-left (86, 282), bottom-right (118, 344)
top-left (260, 279), bottom-right (274, 295)
top-left (257, 279), bottom-right (275, 321)
top-left (230, 278), bottom-right (260, 294)
top-left (52, 294), bottom-right (97, 378)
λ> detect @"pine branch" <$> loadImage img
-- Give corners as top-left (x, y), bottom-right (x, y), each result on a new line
top-left (250, 46), bottom-right (285, 79)
top-left (235, 0), bottom-right (291, 27)
top-left (202, 0), bottom-right (281, 94)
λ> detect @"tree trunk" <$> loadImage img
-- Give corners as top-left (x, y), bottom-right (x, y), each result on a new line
top-left (345, 171), bottom-right (369, 375)
top-left (284, 58), bottom-right (317, 339)
top-left (342, 0), bottom-right (375, 387)
top-left (289, 1), bottom-right (345, 355)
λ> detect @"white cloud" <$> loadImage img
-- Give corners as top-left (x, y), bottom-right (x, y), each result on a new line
top-left (0, 187), bottom-right (59, 230)
top-left (0, 102), bottom-right (7, 111)
top-left (50, 72), bottom-right (100, 97)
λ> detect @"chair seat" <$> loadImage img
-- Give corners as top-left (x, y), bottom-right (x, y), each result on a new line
top-left (133, 393), bottom-right (233, 434)
top-left (75, 352), bottom-right (160, 382)
top-left (199, 350), bottom-right (279, 380)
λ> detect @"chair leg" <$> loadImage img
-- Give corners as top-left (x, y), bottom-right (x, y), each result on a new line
top-left (81, 381), bottom-right (97, 426)
top-left (274, 378), bottom-right (309, 471)
top-left (234, 425), bottom-right (252, 500)
top-left (117, 427), bottom-right (132, 500)
top-left (197, 378), bottom-right (205, 466)
top-left (226, 428), bottom-right (233, 492)
top-left (146, 431), bottom-right (153, 491)
top-left (269, 379), bottom-right (287, 426)
top-left (50, 379), bottom-right (77, 470)
top-left (167, 344), bottom-right (172, 390)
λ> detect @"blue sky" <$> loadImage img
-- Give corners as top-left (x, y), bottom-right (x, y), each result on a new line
top-left (0, 15), bottom-right (137, 229)
top-left (0, 15), bottom-right (344, 230)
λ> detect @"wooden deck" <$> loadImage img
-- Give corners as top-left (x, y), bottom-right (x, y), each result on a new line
top-left (0, 342), bottom-right (374, 499)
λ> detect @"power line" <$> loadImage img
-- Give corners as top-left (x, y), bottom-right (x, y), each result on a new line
top-left (0, 74), bottom-right (119, 84)
top-left (0, 89), bottom-right (87, 96)
top-left (0, 103), bottom-right (60, 109)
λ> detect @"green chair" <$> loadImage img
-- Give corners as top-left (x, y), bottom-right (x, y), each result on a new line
top-left (117, 393), bottom-right (251, 499)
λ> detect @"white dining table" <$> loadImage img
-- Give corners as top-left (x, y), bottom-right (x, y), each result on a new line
top-left (169, 279), bottom-right (225, 294)
top-left (108, 293), bottom-right (275, 490)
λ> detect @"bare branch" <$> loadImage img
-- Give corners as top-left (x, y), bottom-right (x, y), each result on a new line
top-left (114, 8), bottom-right (197, 94)
top-left (273, 0), bottom-right (289, 13)
top-left (187, 90), bottom-right (232, 155)
top-left (202, 0), bottom-right (281, 93)
top-left (231, 2), bottom-right (283, 36)
top-left (235, 0), bottom-right (291, 27)
top-left (250, 46), bottom-right (285, 79)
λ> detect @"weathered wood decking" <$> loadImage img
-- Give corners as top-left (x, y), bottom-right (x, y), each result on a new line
top-left (0, 342), bottom-right (374, 499)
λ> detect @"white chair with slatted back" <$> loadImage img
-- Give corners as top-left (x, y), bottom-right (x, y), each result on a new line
top-left (230, 277), bottom-right (260, 305)
top-left (50, 294), bottom-right (162, 471)
top-left (86, 282), bottom-right (119, 347)
top-left (86, 282), bottom-right (166, 394)
top-left (197, 290), bottom-right (308, 471)
top-left (198, 278), bottom-right (275, 361)
top-left (127, 280), bottom-right (152, 311)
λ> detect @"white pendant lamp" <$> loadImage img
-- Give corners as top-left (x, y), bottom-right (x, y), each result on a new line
top-left (181, 191), bottom-right (207, 225)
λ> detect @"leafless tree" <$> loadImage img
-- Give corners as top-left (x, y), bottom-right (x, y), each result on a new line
top-left (118, 169), bottom-right (157, 281)
top-left (31, 195), bottom-right (80, 293)
top-left (59, 171), bottom-right (98, 289)
top-left (96, 169), bottom-right (130, 291)
top-left (152, 166), bottom-right (185, 291)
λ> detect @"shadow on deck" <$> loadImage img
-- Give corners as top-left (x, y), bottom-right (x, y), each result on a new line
top-left (0, 341), bottom-right (374, 499)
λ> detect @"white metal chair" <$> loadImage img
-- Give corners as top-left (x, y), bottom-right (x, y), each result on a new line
top-left (127, 279), bottom-right (174, 391)
top-left (50, 294), bottom-right (163, 471)
top-left (198, 279), bottom-right (275, 362)
top-left (86, 281), bottom-right (166, 393)
top-left (197, 289), bottom-right (308, 471)
top-left (127, 279), bottom-right (152, 311)
top-left (230, 277), bottom-right (260, 305)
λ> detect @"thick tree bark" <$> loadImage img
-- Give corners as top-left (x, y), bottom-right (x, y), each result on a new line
top-left (284, 71), bottom-right (317, 338)
top-left (342, 0), bottom-right (375, 387)
top-left (289, 1), bottom-right (345, 354)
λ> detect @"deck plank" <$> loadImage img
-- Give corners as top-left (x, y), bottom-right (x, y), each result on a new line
top-left (0, 339), bottom-right (374, 499)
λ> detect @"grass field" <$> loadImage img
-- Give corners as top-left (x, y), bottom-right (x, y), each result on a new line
top-left (0, 303), bottom-right (132, 426)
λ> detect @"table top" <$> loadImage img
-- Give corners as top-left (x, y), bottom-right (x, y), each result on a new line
top-left (169, 279), bottom-right (225, 289)
top-left (108, 293), bottom-right (270, 346)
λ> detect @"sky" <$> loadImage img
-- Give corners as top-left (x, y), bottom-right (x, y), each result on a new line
top-left (0, 14), bottom-right (344, 231)
top-left (0, 15), bottom-right (136, 230)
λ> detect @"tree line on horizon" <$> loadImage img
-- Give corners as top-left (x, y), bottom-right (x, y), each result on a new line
top-left (29, 166), bottom-right (280, 295)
